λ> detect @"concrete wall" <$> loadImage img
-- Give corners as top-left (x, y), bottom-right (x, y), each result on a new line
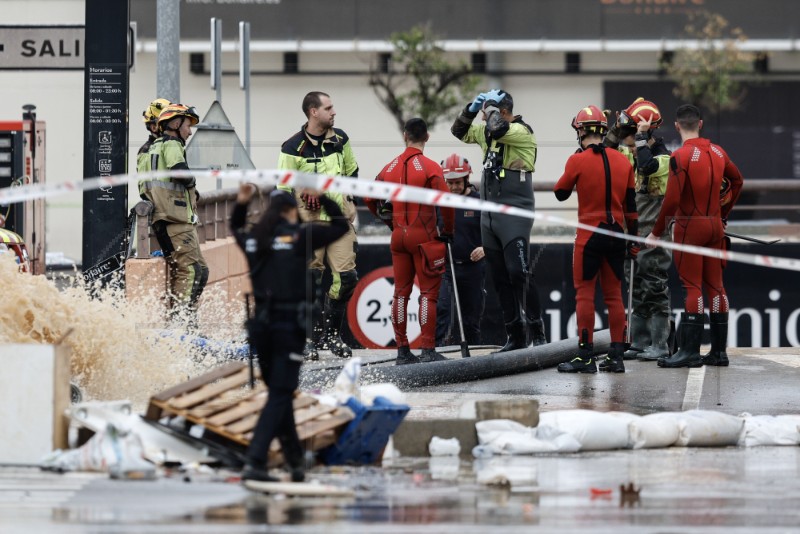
top-left (125, 236), bottom-right (251, 315)
top-left (0, 344), bottom-right (70, 463)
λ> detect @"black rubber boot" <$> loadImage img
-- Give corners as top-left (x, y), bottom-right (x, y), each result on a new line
top-left (419, 348), bottom-right (449, 363)
top-left (303, 322), bottom-right (323, 361)
top-left (558, 332), bottom-right (596, 373)
top-left (639, 314), bottom-right (671, 361)
top-left (323, 297), bottom-right (352, 359)
top-left (303, 340), bottom-right (319, 361)
top-left (701, 312), bottom-right (729, 366)
top-left (623, 314), bottom-right (650, 360)
top-left (282, 446), bottom-right (306, 483)
top-left (658, 313), bottom-right (704, 368)
top-left (498, 320), bottom-right (527, 352)
top-left (599, 342), bottom-right (626, 373)
top-left (528, 317), bottom-right (548, 347)
top-left (395, 346), bottom-right (420, 366)
top-left (241, 462), bottom-right (279, 483)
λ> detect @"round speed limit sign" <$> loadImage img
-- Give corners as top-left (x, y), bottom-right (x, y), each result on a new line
top-left (347, 266), bottom-right (421, 349)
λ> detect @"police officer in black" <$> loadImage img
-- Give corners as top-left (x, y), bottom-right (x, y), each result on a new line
top-left (232, 183), bottom-right (348, 483)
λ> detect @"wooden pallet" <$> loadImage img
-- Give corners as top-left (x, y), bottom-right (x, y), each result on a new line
top-left (145, 362), bottom-right (353, 457)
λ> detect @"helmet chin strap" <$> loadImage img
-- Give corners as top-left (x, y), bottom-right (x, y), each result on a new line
top-left (166, 117), bottom-right (187, 142)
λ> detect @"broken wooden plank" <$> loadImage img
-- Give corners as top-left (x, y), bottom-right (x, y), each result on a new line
top-left (192, 386), bottom-right (264, 419)
top-left (205, 391), bottom-right (267, 427)
top-left (145, 362), bottom-right (247, 420)
top-left (201, 390), bottom-right (316, 427)
top-left (297, 411), bottom-right (354, 441)
top-left (169, 367), bottom-right (252, 410)
top-left (225, 413), bottom-right (260, 436)
top-left (294, 403), bottom-right (338, 425)
top-left (147, 368), bottom-right (354, 454)
top-left (292, 395), bottom-right (317, 410)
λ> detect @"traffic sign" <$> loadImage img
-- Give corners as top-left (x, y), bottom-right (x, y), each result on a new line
top-left (347, 266), bottom-right (422, 349)
top-left (0, 25), bottom-right (84, 70)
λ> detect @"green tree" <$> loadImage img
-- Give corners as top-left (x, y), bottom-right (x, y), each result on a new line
top-left (370, 25), bottom-right (480, 135)
top-left (664, 11), bottom-right (756, 113)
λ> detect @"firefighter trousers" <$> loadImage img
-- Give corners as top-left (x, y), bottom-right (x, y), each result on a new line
top-left (152, 221), bottom-right (209, 310)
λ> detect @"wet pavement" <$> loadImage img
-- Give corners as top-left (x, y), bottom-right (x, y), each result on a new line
top-left (408, 347), bottom-right (800, 416)
top-left (2, 347), bottom-right (799, 533)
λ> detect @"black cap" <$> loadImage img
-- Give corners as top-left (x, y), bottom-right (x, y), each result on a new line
top-left (269, 188), bottom-right (298, 209)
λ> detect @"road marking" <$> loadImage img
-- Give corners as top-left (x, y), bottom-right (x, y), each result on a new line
top-left (682, 366), bottom-right (706, 411)
top-left (0, 471), bottom-right (97, 509)
top-left (739, 353), bottom-right (800, 368)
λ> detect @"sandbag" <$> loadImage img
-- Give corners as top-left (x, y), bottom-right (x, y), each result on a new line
top-left (629, 412), bottom-right (682, 449)
top-left (675, 410), bottom-right (744, 447)
top-left (738, 413), bottom-right (800, 447)
top-left (775, 414), bottom-right (800, 430)
top-left (429, 436), bottom-right (461, 456)
top-left (476, 419), bottom-right (581, 454)
top-left (538, 410), bottom-right (637, 451)
top-left (42, 423), bottom-right (155, 477)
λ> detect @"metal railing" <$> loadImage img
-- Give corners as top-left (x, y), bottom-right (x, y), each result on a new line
top-left (133, 186), bottom-right (267, 258)
top-left (133, 179), bottom-right (799, 256)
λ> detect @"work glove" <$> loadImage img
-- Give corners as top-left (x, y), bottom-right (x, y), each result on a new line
top-left (468, 93), bottom-right (486, 113)
top-left (482, 89), bottom-right (505, 106)
top-left (436, 233), bottom-right (454, 245)
top-left (377, 200), bottom-right (393, 222)
top-left (605, 122), bottom-right (627, 147)
top-left (301, 192), bottom-right (321, 211)
top-left (626, 240), bottom-right (640, 260)
top-left (604, 111), bottom-right (636, 148)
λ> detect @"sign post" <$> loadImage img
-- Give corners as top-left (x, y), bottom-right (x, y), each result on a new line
top-left (82, 0), bottom-right (130, 280)
top-left (0, 25), bottom-right (84, 70)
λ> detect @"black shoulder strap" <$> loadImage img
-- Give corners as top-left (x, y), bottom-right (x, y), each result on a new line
top-left (593, 144), bottom-right (614, 225)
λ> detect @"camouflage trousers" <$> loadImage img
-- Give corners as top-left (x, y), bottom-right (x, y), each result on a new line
top-left (625, 193), bottom-right (671, 318)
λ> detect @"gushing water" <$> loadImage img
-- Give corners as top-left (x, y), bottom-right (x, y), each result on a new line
top-left (0, 254), bottom-right (246, 408)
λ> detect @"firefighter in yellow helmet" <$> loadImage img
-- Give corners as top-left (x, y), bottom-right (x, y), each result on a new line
top-left (137, 98), bottom-right (171, 173)
top-left (139, 104), bottom-right (208, 320)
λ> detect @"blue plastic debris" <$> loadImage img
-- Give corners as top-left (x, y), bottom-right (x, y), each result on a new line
top-left (320, 396), bottom-right (410, 465)
top-left (153, 329), bottom-right (250, 360)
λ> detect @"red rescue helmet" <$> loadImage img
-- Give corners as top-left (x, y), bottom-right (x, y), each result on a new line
top-left (441, 153), bottom-right (472, 181)
top-left (720, 176), bottom-right (733, 206)
top-left (618, 97), bottom-right (663, 130)
top-left (571, 105), bottom-right (608, 139)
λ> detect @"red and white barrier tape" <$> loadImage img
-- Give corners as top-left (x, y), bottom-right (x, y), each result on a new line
top-left (2, 168), bottom-right (798, 272)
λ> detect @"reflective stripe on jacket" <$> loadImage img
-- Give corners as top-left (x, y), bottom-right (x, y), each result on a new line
top-left (138, 136), bottom-right (197, 224)
top-left (277, 125), bottom-right (359, 222)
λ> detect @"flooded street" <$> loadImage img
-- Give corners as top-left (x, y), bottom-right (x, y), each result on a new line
top-left (4, 347), bottom-right (800, 533)
top-left (3, 446), bottom-right (800, 533)
top-left (3, 258), bottom-right (800, 532)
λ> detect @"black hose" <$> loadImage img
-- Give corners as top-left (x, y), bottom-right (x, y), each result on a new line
top-left (300, 329), bottom-right (612, 390)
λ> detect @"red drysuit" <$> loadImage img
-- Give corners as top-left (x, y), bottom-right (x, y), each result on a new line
top-left (366, 147), bottom-right (455, 348)
top-left (554, 144), bottom-right (638, 343)
top-left (652, 137), bottom-right (743, 314)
